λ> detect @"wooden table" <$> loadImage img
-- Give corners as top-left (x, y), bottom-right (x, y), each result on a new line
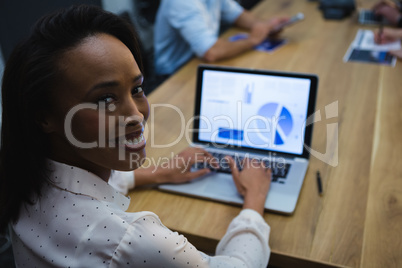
top-left (128, 1), bottom-right (402, 267)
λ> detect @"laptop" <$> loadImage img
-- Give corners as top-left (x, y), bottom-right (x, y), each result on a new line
top-left (158, 65), bottom-right (318, 215)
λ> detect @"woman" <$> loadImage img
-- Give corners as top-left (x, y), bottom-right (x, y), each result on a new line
top-left (0, 5), bottom-right (272, 267)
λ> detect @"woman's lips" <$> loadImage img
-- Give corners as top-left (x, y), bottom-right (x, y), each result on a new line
top-left (119, 131), bottom-right (146, 151)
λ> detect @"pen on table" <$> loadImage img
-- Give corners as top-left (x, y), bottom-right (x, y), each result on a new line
top-left (379, 16), bottom-right (384, 40)
top-left (316, 171), bottom-right (323, 196)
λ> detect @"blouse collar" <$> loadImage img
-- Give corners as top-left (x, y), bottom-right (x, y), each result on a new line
top-left (46, 159), bottom-right (130, 211)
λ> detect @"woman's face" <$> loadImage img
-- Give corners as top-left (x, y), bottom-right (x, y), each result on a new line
top-left (44, 33), bottom-right (149, 180)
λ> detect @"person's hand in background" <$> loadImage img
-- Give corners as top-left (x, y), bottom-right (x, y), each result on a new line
top-left (374, 27), bottom-right (402, 43)
top-left (373, 0), bottom-right (402, 25)
top-left (248, 17), bottom-right (290, 45)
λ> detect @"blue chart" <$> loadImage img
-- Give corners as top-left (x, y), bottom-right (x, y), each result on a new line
top-left (257, 103), bottom-right (293, 145)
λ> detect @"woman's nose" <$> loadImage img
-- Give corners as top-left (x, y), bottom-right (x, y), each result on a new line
top-left (119, 97), bottom-right (144, 127)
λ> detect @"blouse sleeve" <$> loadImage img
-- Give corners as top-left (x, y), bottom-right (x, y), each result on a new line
top-left (110, 209), bottom-right (270, 267)
top-left (108, 171), bottom-right (135, 195)
top-left (215, 209), bottom-right (271, 267)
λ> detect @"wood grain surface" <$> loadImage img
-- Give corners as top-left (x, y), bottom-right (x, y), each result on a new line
top-left (128, 1), bottom-right (402, 267)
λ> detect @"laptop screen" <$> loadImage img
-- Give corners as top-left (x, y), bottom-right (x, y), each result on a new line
top-left (193, 65), bottom-right (318, 158)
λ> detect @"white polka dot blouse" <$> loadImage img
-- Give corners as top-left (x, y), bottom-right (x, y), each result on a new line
top-left (10, 160), bottom-right (271, 267)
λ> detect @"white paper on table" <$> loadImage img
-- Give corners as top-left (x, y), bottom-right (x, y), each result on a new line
top-left (353, 29), bottom-right (401, 51)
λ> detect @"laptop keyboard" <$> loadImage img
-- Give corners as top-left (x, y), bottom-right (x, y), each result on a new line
top-left (193, 152), bottom-right (291, 183)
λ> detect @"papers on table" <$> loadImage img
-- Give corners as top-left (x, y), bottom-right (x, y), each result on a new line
top-left (344, 29), bottom-right (401, 66)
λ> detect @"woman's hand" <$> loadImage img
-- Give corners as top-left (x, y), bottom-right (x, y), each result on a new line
top-left (227, 156), bottom-right (272, 215)
top-left (134, 147), bottom-right (216, 187)
top-left (159, 147), bottom-right (216, 184)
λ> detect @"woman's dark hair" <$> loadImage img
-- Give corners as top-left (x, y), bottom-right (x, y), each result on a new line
top-left (0, 5), bottom-right (144, 232)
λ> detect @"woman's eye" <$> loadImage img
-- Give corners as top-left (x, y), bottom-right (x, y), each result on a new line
top-left (132, 86), bottom-right (144, 96)
top-left (97, 95), bottom-right (116, 106)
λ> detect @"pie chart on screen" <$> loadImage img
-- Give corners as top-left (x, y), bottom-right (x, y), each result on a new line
top-left (256, 103), bottom-right (293, 145)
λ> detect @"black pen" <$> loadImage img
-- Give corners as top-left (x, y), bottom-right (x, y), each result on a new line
top-left (316, 171), bottom-right (323, 196)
